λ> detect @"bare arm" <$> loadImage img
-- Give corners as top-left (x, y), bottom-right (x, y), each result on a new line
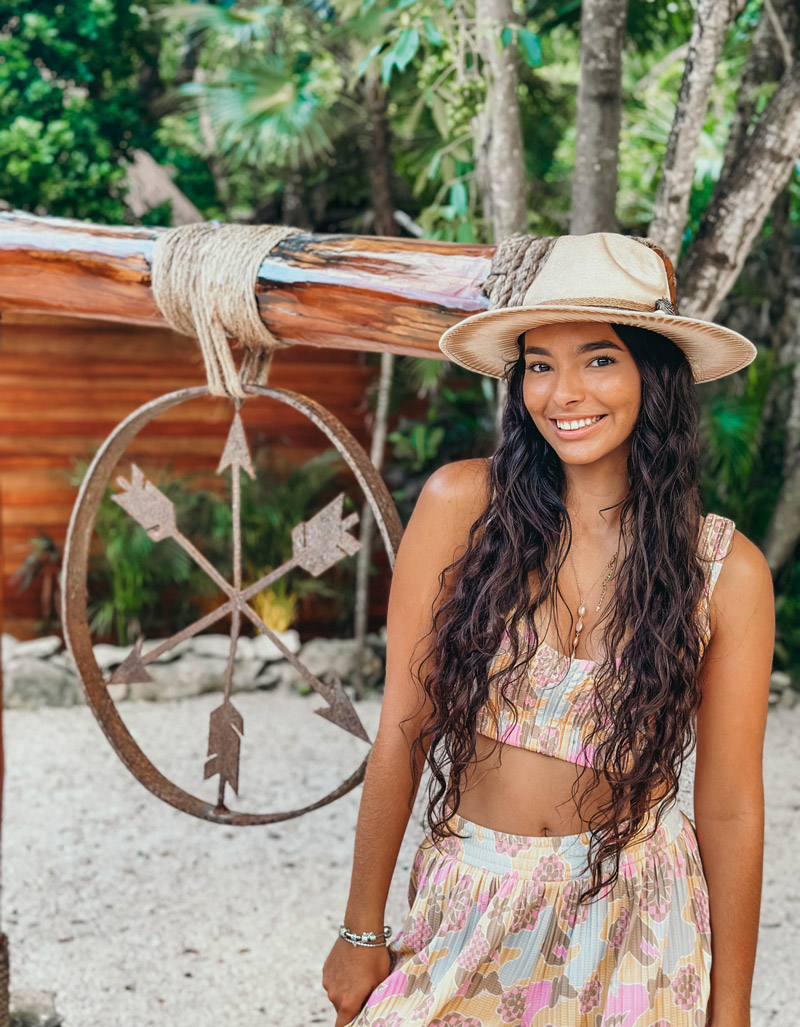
top-left (693, 529), bottom-right (774, 1027)
top-left (323, 457), bottom-right (491, 1025)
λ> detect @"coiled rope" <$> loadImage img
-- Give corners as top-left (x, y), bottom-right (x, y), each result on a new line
top-left (151, 222), bottom-right (300, 398)
top-left (480, 233), bottom-right (558, 309)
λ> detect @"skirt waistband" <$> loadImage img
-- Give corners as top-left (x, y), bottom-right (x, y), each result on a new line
top-left (429, 800), bottom-right (687, 880)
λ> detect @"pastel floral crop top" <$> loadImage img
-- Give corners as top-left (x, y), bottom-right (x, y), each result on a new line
top-left (474, 513), bottom-right (736, 767)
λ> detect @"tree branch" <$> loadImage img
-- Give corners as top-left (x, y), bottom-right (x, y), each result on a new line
top-left (570, 0), bottom-right (629, 234)
top-left (677, 59), bottom-right (800, 320)
top-left (648, 0), bottom-right (747, 262)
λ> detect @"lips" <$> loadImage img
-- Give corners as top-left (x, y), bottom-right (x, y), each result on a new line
top-left (550, 414), bottom-right (607, 439)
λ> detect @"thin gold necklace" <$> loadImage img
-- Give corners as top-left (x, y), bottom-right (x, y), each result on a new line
top-left (567, 544), bottom-right (620, 662)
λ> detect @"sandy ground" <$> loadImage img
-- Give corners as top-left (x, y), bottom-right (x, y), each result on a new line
top-left (2, 688), bottom-right (797, 1027)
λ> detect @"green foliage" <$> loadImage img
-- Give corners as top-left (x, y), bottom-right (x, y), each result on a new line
top-left (0, 0), bottom-right (159, 219)
top-left (381, 356), bottom-right (496, 518)
top-left (162, 2), bottom-right (349, 171)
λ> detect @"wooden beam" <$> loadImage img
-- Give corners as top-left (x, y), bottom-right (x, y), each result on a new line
top-left (0, 211), bottom-right (495, 361)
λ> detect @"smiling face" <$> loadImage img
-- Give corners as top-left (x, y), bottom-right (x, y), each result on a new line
top-left (520, 321), bottom-right (642, 466)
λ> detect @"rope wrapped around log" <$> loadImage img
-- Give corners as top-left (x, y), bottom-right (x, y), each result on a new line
top-left (480, 233), bottom-right (558, 309)
top-left (151, 222), bottom-right (301, 398)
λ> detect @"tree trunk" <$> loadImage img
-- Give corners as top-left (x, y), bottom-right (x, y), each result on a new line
top-left (125, 150), bottom-right (205, 226)
top-left (281, 170), bottom-right (310, 229)
top-left (353, 76), bottom-right (397, 699)
top-left (762, 306), bottom-right (800, 572)
top-left (475, 0), bottom-right (528, 242)
top-left (648, 0), bottom-right (747, 262)
top-left (363, 77), bottom-right (396, 238)
top-left (475, 0), bottom-right (529, 445)
top-left (677, 60), bottom-right (800, 320)
top-left (718, 0), bottom-right (798, 185)
top-left (570, 0), bottom-right (629, 235)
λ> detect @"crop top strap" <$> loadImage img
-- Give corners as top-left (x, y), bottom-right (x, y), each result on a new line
top-left (696, 512), bottom-right (736, 651)
top-left (701, 512), bottom-right (736, 602)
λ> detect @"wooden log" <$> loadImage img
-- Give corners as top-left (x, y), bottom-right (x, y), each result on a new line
top-left (0, 210), bottom-right (495, 361)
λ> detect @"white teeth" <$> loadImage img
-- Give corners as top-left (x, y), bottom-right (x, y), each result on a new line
top-left (556, 415), bottom-right (603, 431)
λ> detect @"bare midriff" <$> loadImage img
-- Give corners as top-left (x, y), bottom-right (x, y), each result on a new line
top-left (456, 735), bottom-right (617, 837)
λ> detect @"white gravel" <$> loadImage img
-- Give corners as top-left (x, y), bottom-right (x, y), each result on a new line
top-left (3, 689), bottom-right (797, 1026)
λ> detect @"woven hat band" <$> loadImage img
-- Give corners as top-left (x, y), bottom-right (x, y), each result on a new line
top-left (522, 234), bottom-right (673, 312)
top-left (534, 296), bottom-right (662, 313)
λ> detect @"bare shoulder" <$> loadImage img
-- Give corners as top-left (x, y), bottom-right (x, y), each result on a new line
top-left (402, 457), bottom-right (492, 574)
top-left (708, 525), bottom-right (774, 646)
top-left (422, 456), bottom-right (492, 509)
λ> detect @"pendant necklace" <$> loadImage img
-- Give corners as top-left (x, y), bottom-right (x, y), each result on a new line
top-left (567, 543), bottom-right (620, 663)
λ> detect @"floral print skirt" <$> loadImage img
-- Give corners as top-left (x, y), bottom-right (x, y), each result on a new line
top-left (345, 800), bottom-right (711, 1027)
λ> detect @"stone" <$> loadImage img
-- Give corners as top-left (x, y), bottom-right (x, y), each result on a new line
top-left (190, 634), bottom-right (236, 659)
top-left (255, 660), bottom-right (301, 692)
top-left (10, 988), bottom-right (63, 1027)
top-left (12, 635), bottom-right (62, 660)
top-left (233, 659), bottom-right (268, 692)
top-left (233, 635), bottom-right (254, 660)
top-left (4, 658), bottom-right (81, 709)
top-left (363, 630), bottom-right (387, 659)
top-left (142, 638), bottom-right (198, 663)
top-left (770, 671), bottom-right (793, 691)
top-left (249, 629), bottom-right (302, 661)
top-left (129, 656), bottom-right (229, 701)
top-left (281, 637), bottom-right (384, 693)
top-left (1, 632), bottom-right (20, 662)
top-left (92, 644), bottom-right (131, 672)
top-left (48, 651), bottom-right (79, 675)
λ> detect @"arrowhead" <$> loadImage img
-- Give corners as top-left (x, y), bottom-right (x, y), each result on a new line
top-left (217, 411), bottom-right (255, 479)
top-left (108, 637), bottom-right (153, 685)
top-left (313, 674), bottom-right (371, 743)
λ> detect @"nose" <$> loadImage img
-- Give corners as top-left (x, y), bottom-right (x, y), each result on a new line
top-left (548, 363), bottom-right (587, 408)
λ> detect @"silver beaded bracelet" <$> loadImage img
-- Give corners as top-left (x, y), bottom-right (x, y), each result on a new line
top-left (338, 924), bottom-right (392, 947)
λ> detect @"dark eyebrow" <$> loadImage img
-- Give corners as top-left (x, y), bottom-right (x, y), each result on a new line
top-left (523, 339), bottom-right (625, 357)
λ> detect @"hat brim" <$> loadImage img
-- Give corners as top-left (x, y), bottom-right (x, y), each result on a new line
top-left (438, 304), bottom-right (758, 384)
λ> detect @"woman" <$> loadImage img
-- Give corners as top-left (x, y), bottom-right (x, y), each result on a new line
top-left (322, 233), bottom-right (774, 1027)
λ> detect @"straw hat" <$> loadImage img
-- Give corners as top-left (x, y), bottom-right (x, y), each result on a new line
top-left (438, 233), bottom-right (757, 384)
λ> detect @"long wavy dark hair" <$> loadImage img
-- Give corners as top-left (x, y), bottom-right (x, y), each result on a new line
top-left (405, 322), bottom-right (716, 907)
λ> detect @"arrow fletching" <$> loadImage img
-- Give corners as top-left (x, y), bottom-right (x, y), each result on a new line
top-left (204, 699), bottom-right (244, 795)
top-left (292, 494), bottom-right (361, 577)
top-left (112, 464), bottom-right (177, 541)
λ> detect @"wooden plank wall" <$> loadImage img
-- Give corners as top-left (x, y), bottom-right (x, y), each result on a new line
top-left (1, 313), bottom-right (424, 640)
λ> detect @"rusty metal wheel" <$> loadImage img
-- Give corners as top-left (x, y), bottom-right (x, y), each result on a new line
top-left (63, 384), bottom-right (403, 825)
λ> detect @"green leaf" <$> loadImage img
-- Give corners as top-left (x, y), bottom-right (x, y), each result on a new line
top-left (422, 18), bottom-right (442, 45)
top-left (358, 42), bottom-right (384, 77)
top-left (393, 26), bottom-right (420, 71)
top-left (517, 28), bottom-right (541, 67)
top-left (500, 25), bottom-right (513, 48)
top-left (430, 93), bottom-right (449, 137)
top-left (450, 180), bottom-right (467, 214)
top-left (456, 220), bottom-right (475, 243)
